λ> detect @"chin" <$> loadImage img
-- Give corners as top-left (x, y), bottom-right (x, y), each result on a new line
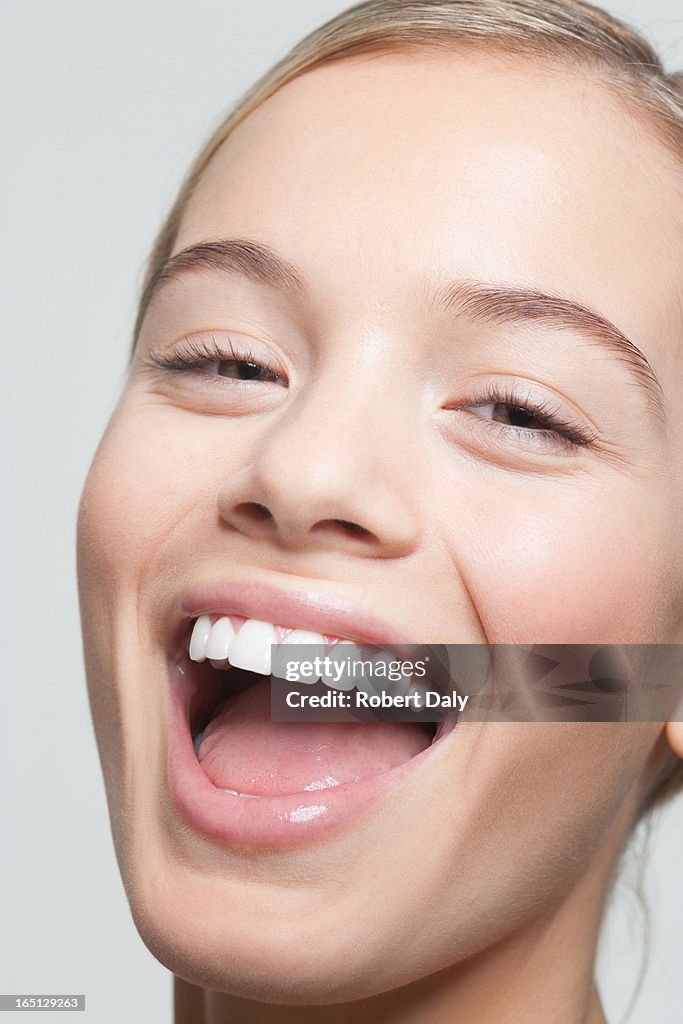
top-left (124, 862), bottom-right (417, 1005)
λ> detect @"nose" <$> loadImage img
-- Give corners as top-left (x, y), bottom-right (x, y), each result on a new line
top-left (216, 366), bottom-right (422, 558)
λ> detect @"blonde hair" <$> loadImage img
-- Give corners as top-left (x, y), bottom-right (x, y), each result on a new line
top-left (133, 0), bottom-right (683, 347)
top-left (132, 0), bottom-right (683, 809)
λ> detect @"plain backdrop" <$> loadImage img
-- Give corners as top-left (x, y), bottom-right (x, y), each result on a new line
top-left (2, 1), bottom-right (682, 1021)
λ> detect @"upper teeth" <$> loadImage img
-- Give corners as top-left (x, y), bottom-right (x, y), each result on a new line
top-left (189, 615), bottom-right (340, 676)
top-left (188, 616), bottom-right (426, 705)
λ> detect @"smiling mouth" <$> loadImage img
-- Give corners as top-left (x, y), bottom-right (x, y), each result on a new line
top-left (175, 613), bottom-right (442, 800)
top-left (163, 579), bottom-right (458, 848)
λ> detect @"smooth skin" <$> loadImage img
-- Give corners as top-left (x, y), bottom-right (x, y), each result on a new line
top-left (77, 49), bottom-right (683, 1023)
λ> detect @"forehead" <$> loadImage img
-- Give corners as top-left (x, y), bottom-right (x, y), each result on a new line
top-left (175, 51), bottom-right (683, 376)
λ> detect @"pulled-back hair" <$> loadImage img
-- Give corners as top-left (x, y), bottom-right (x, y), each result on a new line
top-left (133, 0), bottom-right (683, 349)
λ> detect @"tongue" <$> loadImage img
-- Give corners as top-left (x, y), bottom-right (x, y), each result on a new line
top-left (196, 678), bottom-right (431, 796)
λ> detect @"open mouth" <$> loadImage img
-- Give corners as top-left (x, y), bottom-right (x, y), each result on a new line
top-left (164, 590), bottom-right (458, 848)
top-left (175, 614), bottom-right (448, 799)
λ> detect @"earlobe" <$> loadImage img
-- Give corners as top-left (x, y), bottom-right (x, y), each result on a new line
top-left (664, 720), bottom-right (683, 759)
top-left (664, 609), bottom-right (683, 756)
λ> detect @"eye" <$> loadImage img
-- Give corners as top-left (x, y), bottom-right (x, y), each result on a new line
top-left (143, 332), bottom-right (288, 388)
top-left (445, 382), bottom-right (598, 450)
top-left (475, 401), bottom-right (560, 432)
top-left (216, 358), bottom-right (281, 383)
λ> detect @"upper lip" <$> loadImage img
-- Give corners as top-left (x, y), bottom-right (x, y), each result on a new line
top-left (177, 576), bottom-right (413, 649)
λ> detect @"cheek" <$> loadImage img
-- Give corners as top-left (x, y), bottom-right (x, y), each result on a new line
top-left (77, 399), bottom-right (210, 587)
top-left (441, 474), bottom-right (671, 643)
top-left (76, 398), bottom-right (206, 743)
top-left (76, 400), bottom-right (219, 850)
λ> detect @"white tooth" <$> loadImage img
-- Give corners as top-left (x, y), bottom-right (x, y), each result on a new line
top-left (206, 617), bottom-right (236, 664)
top-left (189, 615), bottom-right (212, 662)
top-left (407, 682), bottom-right (430, 711)
top-left (352, 647), bottom-right (385, 698)
top-left (278, 629), bottom-right (326, 685)
top-left (378, 649), bottom-right (411, 692)
top-left (228, 619), bottom-right (277, 675)
top-left (385, 653), bottom-right (413, 697)
top-left (280, 629), bottom-right (326, 647)
top-left (320, 641), bottom-right (363, 691)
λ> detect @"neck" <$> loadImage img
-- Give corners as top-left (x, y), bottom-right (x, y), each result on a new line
top-left (174, 860), bottom-right (611, 1024)
top-left (175, 977), bottom-right (607, 1024)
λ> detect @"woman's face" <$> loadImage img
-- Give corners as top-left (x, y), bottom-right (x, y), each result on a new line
top-left (77, 51), bottom-right (683, 1002)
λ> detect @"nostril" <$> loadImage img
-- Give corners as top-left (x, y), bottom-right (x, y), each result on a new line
top-left (236, 502), bottom-right (273, 523)
top-left (334, 519), bottom-right (370, 537)
top-left (228, 503), bottom-right (371, 541)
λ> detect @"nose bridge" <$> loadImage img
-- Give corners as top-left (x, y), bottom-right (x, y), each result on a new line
top-left (217, 330), bottom-right (423, 553)
top-left (264, 333), bottom-right (408, 485)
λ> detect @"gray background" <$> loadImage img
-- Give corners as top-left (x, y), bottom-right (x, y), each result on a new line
top-left (1, 1), bottom-right (682, 1021)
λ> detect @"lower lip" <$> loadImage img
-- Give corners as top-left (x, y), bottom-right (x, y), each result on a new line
top-left (165, 660), bottom-right (456, 850)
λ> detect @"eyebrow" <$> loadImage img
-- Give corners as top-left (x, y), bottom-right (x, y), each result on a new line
top-left (144, 237), bottom-right (306, 304)
top-left (143, 237), bottom-right (665, 423)
top-left (432, 278), bottom-right (666, 424)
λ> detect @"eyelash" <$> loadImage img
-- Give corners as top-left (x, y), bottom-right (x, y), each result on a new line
top-left (145, 336), bottom-right (596, 448)
top-left (145, 335), bottom-right (286, 386)
top-left (456, 381), bottom-right (597, 448)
